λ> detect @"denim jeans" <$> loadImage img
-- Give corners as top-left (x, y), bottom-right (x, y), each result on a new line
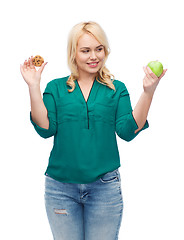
top-left (44, 169), bottom-right (123, 240)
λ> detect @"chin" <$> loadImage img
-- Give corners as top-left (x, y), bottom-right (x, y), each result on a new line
top-left (86, 65), bottom-right (102, 74)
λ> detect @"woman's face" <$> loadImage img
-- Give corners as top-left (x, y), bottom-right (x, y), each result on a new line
top-left (75, 33), bottom-right (105, 78)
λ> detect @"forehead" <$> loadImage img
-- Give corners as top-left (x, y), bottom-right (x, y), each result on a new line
top-left (77, 33), bottom-right (101, 48)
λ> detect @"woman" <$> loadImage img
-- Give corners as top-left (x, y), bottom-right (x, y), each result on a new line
top-left (20, 21), bottom-right (167, 240)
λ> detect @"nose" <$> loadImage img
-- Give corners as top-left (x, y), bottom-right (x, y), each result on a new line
top-left (89, 51), bottom-right (97, 60)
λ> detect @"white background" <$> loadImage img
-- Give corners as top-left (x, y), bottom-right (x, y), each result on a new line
top-left (1, 0), bottom-right (183, 239)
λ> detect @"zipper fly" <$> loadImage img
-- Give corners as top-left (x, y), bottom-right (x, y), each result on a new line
top-left (85, 102), bottom-right (89, 129)
top-left (77, 79), bottom-right (95, 130)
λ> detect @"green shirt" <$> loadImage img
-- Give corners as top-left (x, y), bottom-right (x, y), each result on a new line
top-left (30, 76), bottom-right (149, 184)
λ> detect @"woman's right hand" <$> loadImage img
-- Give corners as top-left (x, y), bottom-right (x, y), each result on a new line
top-left (20, 56), bottom-right (48, 88)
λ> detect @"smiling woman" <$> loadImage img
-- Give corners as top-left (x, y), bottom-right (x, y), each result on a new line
top-left (80, 44), bottom-right (104, 68)
top-left (75, 34), bottom-right (105, 78)
top-left (20, 20), bottom-right (167, 240)
top-left (66, 21), bottom-right (115, 92)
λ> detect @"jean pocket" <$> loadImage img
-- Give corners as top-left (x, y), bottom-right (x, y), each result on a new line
top-left (99, 169), bottom-right (119, 183)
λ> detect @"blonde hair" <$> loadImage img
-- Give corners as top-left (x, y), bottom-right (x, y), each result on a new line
top-left (66, 21), bottom-right (116, 92)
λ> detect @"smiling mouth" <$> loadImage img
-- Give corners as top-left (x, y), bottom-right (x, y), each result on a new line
top-left (87, 62), bottom-right (99, 67)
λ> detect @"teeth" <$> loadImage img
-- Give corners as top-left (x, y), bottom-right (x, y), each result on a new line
top-left (89, 63), bottom-right (97, 65)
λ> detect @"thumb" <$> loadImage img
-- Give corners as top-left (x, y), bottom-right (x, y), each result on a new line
top-left (20, 64), bottom-right (24, 76)
top-left (38, 62), bottom-right (48, 74)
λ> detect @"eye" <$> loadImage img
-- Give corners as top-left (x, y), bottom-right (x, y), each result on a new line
top-left (82, 49), bottom-right (89, 53)
top-left (96, 47), bottom-right (103, 52)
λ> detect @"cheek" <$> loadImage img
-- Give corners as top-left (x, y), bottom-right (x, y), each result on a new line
top-left (76, 53), bottom-right (88, 64)
top-left (98, 51), bottom-right (105, 61)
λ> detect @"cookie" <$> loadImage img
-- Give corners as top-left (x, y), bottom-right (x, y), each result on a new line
top-left (32, 55), bottom-right (44, 67)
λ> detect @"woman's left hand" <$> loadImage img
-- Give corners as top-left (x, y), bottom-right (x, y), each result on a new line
top-left (143, 66), bottom-right (167, 96)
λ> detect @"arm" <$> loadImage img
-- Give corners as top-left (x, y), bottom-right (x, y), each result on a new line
top-left (20, 56), bottom-right (49, 129)
top-left (115, 85), bottom-right (149, 142)
top-left (30, 89), bottom-right (57, 138)
top-left (29, 85), bottom-right (49, 129)
top-left (21, 57), bottom-right (57, 138)
top-left (133, 66), bottom-right (167, 133)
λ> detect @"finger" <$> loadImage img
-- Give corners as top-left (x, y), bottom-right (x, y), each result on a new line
top-left (38, 61), bottom-right (48, 74)
top-left (27, 57), bottom-right (31, 68)
top-left (21, 61), bottom-right (26, 71)
top-left (20, 64), bottom-right (24, 74)
top-left (158, 69), bottom-right (167, 80)
top-left (143, 66), bottom-right (151, 76)
top-left (146, 66), bottom-right (158, 80)
top-left (29, 56), bottom-right (35, 69)
top-left (143, 66), bottom-right (155, 80)
top-left (24, 59), bottom-right (29, 70)
top-left (143, 75), bottom-right (150, 85)
top-left (159, 69), bottom-right (167, 78)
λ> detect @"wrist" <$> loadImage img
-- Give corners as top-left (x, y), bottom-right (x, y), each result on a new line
top-left (142, 90), bottom-right (154, 100)
top-left (28, 83), bottom-right (41, 91)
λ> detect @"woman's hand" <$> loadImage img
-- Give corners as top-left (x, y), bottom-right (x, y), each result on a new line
top-left (20, 56), bottom-right (48, 88)
top-left (143, 65), bottom-right (167, 96)
top-left (133, 65), bottom-right (167, 133)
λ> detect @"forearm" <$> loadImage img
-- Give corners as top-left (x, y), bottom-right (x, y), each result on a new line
top-left (130, 65), bottom-right (167, 134)
top-left (132, 91), bottom-right (153, 133)
top-left (29, 85), bottom-right (49, 129)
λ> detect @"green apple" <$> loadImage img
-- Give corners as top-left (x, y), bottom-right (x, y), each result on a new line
top-left (147, 61), bottom-right (163, 77)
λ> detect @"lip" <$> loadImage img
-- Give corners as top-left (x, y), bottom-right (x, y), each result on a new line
top-left (87, 62), bottom-right (99, 68)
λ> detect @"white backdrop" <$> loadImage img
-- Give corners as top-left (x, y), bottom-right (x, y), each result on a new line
top-left (1, 0), bottom-right (183, 239)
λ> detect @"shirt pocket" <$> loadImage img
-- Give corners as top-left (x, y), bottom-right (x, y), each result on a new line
top-left (94, 96), bottom-right (116, 125)
top-left (55, 95), bottom-right (80, 124)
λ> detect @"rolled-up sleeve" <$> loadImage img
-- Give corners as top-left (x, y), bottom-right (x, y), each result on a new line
top-left (30, 83), bottom-right (57, 139)
top-left (115, 84), bottom-right (149, 141)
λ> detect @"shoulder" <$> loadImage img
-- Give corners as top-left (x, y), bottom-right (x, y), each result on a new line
top-left (44, 76), bottom-right (70, 93)
top-left (112, 79), bottom-right (128, 92)
top-left (46, 76), bottom-right (69, 88)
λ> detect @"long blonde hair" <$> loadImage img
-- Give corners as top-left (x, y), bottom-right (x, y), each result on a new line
top-left (66, 21), bottom-right (116, 92)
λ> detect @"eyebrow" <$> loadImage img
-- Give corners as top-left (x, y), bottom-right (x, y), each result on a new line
top-left (80, 45), bottom-right (104, 50)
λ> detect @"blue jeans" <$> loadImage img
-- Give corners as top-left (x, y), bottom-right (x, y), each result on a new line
top-left (44, 169), bottom-right (123, 240)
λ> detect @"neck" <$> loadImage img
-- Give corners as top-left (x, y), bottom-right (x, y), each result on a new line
top-left (77, 71), bottom-right (97, 83)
